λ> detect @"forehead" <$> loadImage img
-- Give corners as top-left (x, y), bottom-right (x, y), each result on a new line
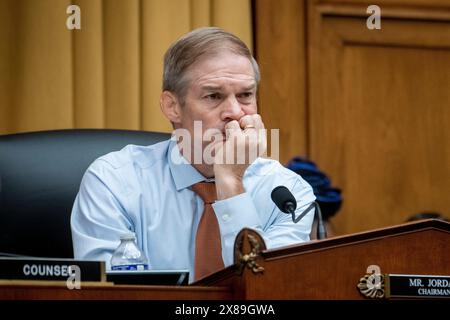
top-left (187, 51), bottom-right (256, 89)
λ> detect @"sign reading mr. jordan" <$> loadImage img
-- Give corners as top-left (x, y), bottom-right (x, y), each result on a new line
top-left (357, 267), bottom-right (450, 299)
top-left (386, 275), bottom-right (450, 299)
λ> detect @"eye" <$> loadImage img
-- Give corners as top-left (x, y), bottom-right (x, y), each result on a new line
top-left (237, 92), bottom-right (254, 100)
top-left (204, 93), bottom-right (222, 100)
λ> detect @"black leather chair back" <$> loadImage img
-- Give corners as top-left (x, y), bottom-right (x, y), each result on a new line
top-left (0, 129), bottom-right (170, 258)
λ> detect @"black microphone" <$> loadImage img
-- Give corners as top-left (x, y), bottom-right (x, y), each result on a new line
top-left (271, 186), bottom-right (313, 224)
top-left (271, 186), bottom-right (297, 214)
top-left (271, 186), bottom-right (327, 239)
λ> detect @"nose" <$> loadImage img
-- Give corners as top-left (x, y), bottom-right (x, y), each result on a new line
top-left (220, 95), bottom-right (244, 122)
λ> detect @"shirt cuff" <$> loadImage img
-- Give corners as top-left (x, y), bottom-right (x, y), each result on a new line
top-left (212, 192), bottom-right (262, 236)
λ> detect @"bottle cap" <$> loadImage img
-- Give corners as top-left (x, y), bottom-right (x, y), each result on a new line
top-left (120, 233), bottom-right (136, 241)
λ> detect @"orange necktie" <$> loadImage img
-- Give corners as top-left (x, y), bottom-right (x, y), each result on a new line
top-left (192, 182), bottom-right (225, 280)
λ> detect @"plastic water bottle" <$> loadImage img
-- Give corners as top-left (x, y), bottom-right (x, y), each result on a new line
top-left (110, 233), bottom-right (148, 271)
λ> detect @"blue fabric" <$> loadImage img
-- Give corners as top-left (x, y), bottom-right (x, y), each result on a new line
top-left (71, 139), bottom-right (316, 282)
top-left (287, 157), bottom-right (342, 219)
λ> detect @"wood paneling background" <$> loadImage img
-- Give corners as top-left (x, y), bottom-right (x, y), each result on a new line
top-left (255, 0), bottom-right (450, 235)
top-left (255, 0), bottom-right (308, 162)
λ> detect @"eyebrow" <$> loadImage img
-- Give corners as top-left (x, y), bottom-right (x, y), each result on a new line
top-left (200, 83), bottom-right (257, 92)
top-left (201, 85), bottom-right (223, 92)
top-left (241, 84), bottom-right (257, 91)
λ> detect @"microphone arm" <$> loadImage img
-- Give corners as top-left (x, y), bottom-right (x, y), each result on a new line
top-left (271, 186), bottom-right (327, 239)
top-left (314, 202), bottom-right (327, 240)
top-left (286, 201), bottom-right (314, 224)
top-left (286, 201), bottom-right (327, 239)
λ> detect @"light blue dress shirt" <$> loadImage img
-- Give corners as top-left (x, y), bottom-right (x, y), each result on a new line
top-left (71, 138), bottom-right (315, 282)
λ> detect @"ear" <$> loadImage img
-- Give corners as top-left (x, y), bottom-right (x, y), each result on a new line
top-left (160, 91), bottom-right (182, 124)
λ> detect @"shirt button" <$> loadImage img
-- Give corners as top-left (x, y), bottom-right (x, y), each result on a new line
top-left (222, 214), bottom-right (230, 221)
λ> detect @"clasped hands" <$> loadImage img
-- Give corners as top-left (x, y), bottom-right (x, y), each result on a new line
top-left (213, 114), bottom-right (267, 200)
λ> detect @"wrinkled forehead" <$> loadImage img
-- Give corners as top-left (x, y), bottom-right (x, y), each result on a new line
top-left (185, 51), bottom-right (256, 89)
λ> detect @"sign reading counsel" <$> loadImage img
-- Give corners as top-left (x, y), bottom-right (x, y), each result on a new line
top-left (0, 257), bottom-right (105, 282)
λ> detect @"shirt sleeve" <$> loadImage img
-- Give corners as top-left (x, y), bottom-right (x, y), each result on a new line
top-left (70, 159), bottom-right (133, 268)
top-left (212, 177), bottom-right (316, 267)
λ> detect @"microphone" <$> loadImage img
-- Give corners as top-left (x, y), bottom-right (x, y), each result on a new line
top-left (271, 186), bottom-right (297, 214)
top-left (271, 186), bottom-right (312, 224)
top-left (271, 186), bottom-right (328, 239)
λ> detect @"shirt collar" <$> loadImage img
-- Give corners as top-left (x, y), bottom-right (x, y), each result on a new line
top-left (168, 138), bottom-right (207, 191)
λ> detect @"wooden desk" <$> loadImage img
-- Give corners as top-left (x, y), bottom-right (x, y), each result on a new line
top-left (0, 280), bottom-right (231, 300)
top-left (1, 219), bottom-right (448, 300)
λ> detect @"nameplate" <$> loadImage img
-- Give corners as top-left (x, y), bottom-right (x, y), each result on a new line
top-left (0, 257), bottom-right (106, 282)
top-left (386, 274), bottom-right (450, 299)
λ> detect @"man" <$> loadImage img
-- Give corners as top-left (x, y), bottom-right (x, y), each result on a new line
top-left (71, 27), bottom-right (315, 282)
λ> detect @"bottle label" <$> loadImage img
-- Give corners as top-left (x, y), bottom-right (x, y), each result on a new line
top-left (111, 264), bottom-right (148, 271)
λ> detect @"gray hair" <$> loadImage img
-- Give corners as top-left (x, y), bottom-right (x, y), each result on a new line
top-left (163, 27), bottom-right (260, 104)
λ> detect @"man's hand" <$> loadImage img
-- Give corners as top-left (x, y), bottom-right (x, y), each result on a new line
top-left (213, 114), bottom-right (267, 200)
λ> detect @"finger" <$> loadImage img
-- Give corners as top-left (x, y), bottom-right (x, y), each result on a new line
top-left (224, 120), bottom-right (241, 139)
top-left (239, 114), bottom-right (265, 132)
top-left (257, 128), bottom-right (268, 157)
top-left (238, 115), bottom-right (255, 130)
top-left (251, 114), bottom-right (265, 131)
top-left (247, 115), bottom-right (266, 157)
